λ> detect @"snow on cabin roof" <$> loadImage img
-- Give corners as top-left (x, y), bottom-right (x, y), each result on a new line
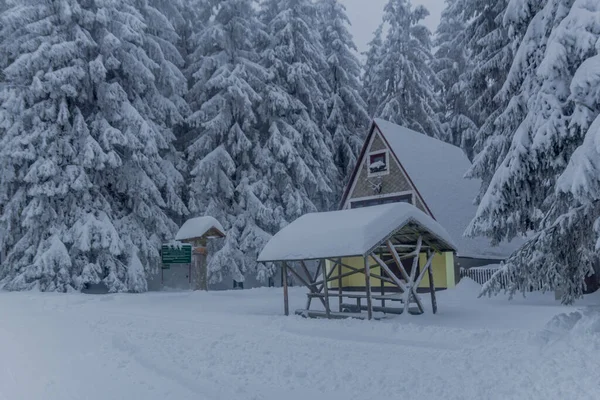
top-left (373, 118), bottom-right (523, 260)
top-left (257, 203), bottom-right (456, 262)
top-left (175, 216), bottom-right (225, 241)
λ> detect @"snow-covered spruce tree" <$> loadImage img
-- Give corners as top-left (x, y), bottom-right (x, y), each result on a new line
top-left (168, 0), bottom-right (213, 160)
top-left (317, 0), bottom-right (369, 184)
top-left (185, 0), bottom-right (273, 283)
top-left (459, 0), bottom-right (512, 131)
top-left (362, 24), bottom-right (384, 119)
top-left (473, 0), bottom-right (600, 303)
top-left (258, 0), bottom-right (338, 215)
top-left (433, 0), bottom-right (477, 158)
top-left (0, 0), bottom-right (187, 292)
top-left (0, 0), bottom-right (7, 262)
top-left (140, 0), bottom-right (191, 226)
top-left (465, 0), bottom-right (543, 201)
top-left (375, 0), bottom-right (442, 138)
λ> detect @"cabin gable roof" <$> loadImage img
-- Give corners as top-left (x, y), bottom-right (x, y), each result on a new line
top-left (341, 122), bottom-right (433, 217)
top-left (341, 119), bottom-right (523, 260)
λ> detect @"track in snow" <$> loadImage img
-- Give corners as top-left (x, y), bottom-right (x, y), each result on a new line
top-left (1, 283), bottom-right (599, 400)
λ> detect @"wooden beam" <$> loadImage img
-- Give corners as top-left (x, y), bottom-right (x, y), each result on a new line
top-left (373, 251), bottom-right (426, 315)
top-left (322, 262), bottom-right (331, 318)
top-left (409, 236), bottom-right (422, 282)
top-left (325, 258), bottom-right (397, 285)
top-left (404, 236), bottom-right (422, 315)
top-left (299, 260), bottom-right (314, 285)
top-left (380, 265), bottom-right (385, 308)
top-left (287, 262), bottom-right (327, 310)
top-left (337, 258), bottom-right (343, 311)
top-left (387, 242), bottom-right (434, 249)
top-left (312, 260), bottom-right (322, 284)
top-left (407, 249), bottom-right (436, 314)
top-left (316, 260), bottom-right (338, 292)
top-left (299, 260), bottom-right (316, 310)
top-left (386, 241), bottom-right (412, 282)
top-left (427, 250), bottom-right (438, 314)
top-left (414, 250), bottom-right (436, 289)
top-left (372, 253), bottom-right (408, 292)
top-left (364, 255), bottom-right (373, 320)
top-left (287, 264), bottom-right (312, 289)
top-left (314, 268), bottom-right (364, 289)
top-left (386, 238), bottom-right (425, 314)
top-left (282, 262), bottom-right (289, 316)
top-left (375, 247), bottom-right (425, 312)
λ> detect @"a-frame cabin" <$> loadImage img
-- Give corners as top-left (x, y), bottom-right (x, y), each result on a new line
top-left (331, 119), bottom-right (521, 292)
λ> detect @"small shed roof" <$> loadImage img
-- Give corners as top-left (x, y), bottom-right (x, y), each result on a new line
top-left (175, 216), bottom-right (225, 241)
top-left (257, 203), bottom-right (456, 262)
top-left (373, 119), bottom-right (524, 260)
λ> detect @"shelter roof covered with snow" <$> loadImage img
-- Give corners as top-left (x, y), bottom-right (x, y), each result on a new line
top-left (341, 119), bottom-right (523, 260)
top-left (257, 203), bottom-right (456, 262)
top-left (175, 216), bottom-right (225, 242)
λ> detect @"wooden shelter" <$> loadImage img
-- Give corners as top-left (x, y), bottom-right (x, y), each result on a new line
top-left (173, 216), bottom-right (225, 290)
top-left (258, 203), bottom-right (456, 320)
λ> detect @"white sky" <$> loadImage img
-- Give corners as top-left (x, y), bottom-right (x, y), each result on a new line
top-left (340, 0), bottom-right (445, 54)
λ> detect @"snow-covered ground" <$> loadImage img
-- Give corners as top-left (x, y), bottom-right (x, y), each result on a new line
top-left (1, 279), bottom-right (599, 400)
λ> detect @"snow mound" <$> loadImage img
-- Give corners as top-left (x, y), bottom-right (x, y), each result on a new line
top-left (455, 277), bottom-right (482, 293)
top-left (537, 307), bottom-right (600, 344)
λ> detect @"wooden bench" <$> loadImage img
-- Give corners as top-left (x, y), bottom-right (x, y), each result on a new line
top-left (339, 303), bottom-right (422, 315)
top-left (306, 292), bottom-right (404, 301)
top-left (305, 291), bottom-right (421, 316)
top-left (295, 309), bottom-right (387, 320)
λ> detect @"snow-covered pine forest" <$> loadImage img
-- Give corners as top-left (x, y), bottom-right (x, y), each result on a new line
top-left (0, 0), bottom-right (599, 303)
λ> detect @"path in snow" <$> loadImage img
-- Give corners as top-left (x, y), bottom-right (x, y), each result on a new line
top-left (1, 280), bottom-right (599, 400)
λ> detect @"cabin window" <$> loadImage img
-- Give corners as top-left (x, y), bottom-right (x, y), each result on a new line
top-left (350, 194), bottom-right (413, 209)
top-left (368, 150), bottom-right (389, 176)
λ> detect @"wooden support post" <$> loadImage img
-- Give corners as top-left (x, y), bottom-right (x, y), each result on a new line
top-left (282, 262), bottom-right (289, 316)
top-left (316, 262), bottom-right (338, 292)
top-left (299, 261), bottom-right (314, 284)
top-left (380, 270), bottom-right (385, 309)
top-left (322, 262), bottom-right (331, 318)
top-left (414, 251), bottom-right (436, 289)
top-left (288, 263), bottom-right (327, 309)
top-left (298, 261), bottom-right (314, 310)
top-left (287, 264), bottom-right (314, 288)
top-left (313, 260), bottom-right (323, 284)
top-left (404, 236), bottom-right (422, 315)
top-left (427, 250), bottom-right (438, 314)
top-left (386, 241), bottom-right (412, 282)
top-left (364, 255), bottom-right (373, 320)
top-left (306, 293), bottom-right (312, 310)
top-left (372, 254), bottom-right (408, 293)
top-left (337, 258), bottom-right (343, 312)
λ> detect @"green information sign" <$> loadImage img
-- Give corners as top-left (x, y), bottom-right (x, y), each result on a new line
top-left (161, 244), bottom-right (192, 264)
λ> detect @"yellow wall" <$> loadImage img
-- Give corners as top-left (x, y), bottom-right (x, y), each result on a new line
top-left (327, 252), bottom-right (455, 290)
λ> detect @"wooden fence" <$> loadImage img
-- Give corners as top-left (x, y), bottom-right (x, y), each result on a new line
top-left (460, 266), bottom-right (542, 292)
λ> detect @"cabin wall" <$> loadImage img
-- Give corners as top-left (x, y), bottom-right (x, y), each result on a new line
top-left (327, 251), bottom-right (455, 291)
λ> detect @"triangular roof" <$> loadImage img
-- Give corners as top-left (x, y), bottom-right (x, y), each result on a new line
top-left (341, 119), bottom-right (522, 260)
top-left (258, 203), bottom-right (456, 262)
